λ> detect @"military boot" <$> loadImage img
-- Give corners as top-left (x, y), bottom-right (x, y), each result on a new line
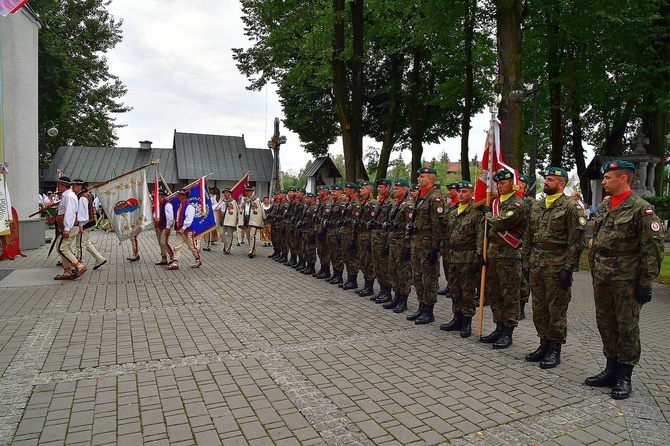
top-left (328, 270), bottom-right (343, 284)
top-left (440, 312), bottom-right (463, 332)
top-left (525, 340), bottom-right (550, 362)
top-left (269, 249), bottom-right (279, 259)
top-left (480, 322), bottom-right (504, 343)
top-left (375, 286), bottom-right (393, 304)
top-left (460, 317), bottom-right (472, 338)
top-left (371, 288), bottom-right (386, 301)
top-left (286, 254), bottom-right (298, 267)
top-left (316, 263), bottom-right (331, 279)
top-left (277, 252), bottom-right (288, 263)
top-left (611, 364), bottom-right (634, 400)
top-left (492, 325), bottom-right (514, 349)
top-left (342, 274), bottom-right (359, 290)
top-left (585, 358), bottom-right (619, 387)
top-left (358, 280), bottom-right (375, 297)
top-left (406, 302), bottom-right (425, 321)
top-left (294, 258), bottom-right (305, 270)
top-left (415, 304), bottom-right (435, 325)
top-left (383, 292), bottom-right (400, 310)
top-left (302, 263), bottom-right (316, 275)
top-left (311, 264), bottom-right (322, 277)
top-left (539, 342), bottom-right (561, 369)
top-left (519, 301), bottom-right (526, 321)
top-left (393, 295), bottom-right (409, 313)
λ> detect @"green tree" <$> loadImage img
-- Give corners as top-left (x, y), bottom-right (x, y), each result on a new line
top-left (33, 0), bottom-right (131, 168)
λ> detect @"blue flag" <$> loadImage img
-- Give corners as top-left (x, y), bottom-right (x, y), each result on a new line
top-left (167, 179), bottom-right (216, 238)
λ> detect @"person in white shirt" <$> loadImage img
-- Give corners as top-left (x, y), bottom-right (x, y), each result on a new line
top-left (167, 189), bottom-right (202, 270)
top-left (237, 186), bottom-right (266, 258)
top-left (72, 180), bottom-right (107, 270)
top-left (54, 177), bottom-right (87, 280)
top-left (154, 189), bottom-right (174, 265)
top-left (213, 187), bottom-right (239, 254)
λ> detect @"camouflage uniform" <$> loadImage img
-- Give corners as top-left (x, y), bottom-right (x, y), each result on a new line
top-left (371, 194), bottom-right (393, 299)
top-left (327, 194), bottom-right (346, 282)
top-left (388, 193), bottom-right (413, 299)
top-left (340, 194), bottom-right (361, 284)
top-left (358, 196), bottom-right (377, 286)
top-left (299, 200), bottom-right (319, 268)
top-left (267, 199), bottom-right (281, 256)
top-left (284, 196), bottom-right (298, 263)
top-left (292, 198), bottom-right (306, 266)
top-left (519, 195), bottom-right (536, 308)
top-left (315, 194), bottom-right (332, 268)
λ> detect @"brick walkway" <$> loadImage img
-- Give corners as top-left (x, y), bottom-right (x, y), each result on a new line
top-left (0, 229), bottom-right (668, 445)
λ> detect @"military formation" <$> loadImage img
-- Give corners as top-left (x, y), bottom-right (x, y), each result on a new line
top-left (263, 162), bottom-right (664, 401)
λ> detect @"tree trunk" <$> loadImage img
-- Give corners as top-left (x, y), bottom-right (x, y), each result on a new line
top-left (377, 55), bottom-right (403, 180)
top-left (350, 0), bottom-right (367, 181)
top-left (547, 1), bottom-right (564, 167)
top-left (409, 51), bottom-right (424, 183)
top-left (460, 0), bottom-right (476, 181)
top-left (495, 0), bottom-right (523, 169)
top-left (571, 115), bottom-right (588, 202)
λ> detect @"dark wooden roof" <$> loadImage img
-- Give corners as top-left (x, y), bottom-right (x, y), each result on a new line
top-left (303, 156), bottom-right (342, 178)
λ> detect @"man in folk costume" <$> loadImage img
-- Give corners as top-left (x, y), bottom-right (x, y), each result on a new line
top-left (238, 186), bottom-right (266, 258)
top-left (154, 188), bottom-right (174, 265)
top-left (480, 168), bottom-right (526, 349)
top-left (214, 187), bottom-right (239, 254)
top-left (168, 189), bottom-right (202, 270)
top-left (72, 180), bottom-right (107, 270)
top-left (54, 177), bottom-right (87, 280)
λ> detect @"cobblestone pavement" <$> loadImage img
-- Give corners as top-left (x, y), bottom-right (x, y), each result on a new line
top-left (0, 229), bottom-right (668, 445)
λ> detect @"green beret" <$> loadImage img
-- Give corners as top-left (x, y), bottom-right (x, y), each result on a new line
top-left (417, 166), bottom-right (437, 175)
top-left (433, 183), bottom-right (441, 190)
top-left (518, 174), bottom-right (529, 184)
top-left (288, 187), bottom-right (296, 192)
top-left (359, 181), bottom-right (374, 187)
top-left (316, 185), bottom-right (328, 191)
top-left (410, 183), bottom-right (419, 191)
top-left (493, 168), bottom-right (514, 183)
top-left (278, 189), bottom-right (286, 194)
top-left (305, 192), bottom-right (315, 198)
top-left (375, 178), bottom-right (391, 186)
top-left (295, 187), bottom-right (305, 193)
top-left (447, 182), bottom-right (459, 190)
top-left (331, 184), bottom-right (343, 191)
top-left (344, 181), bottom-right (359, 191)
top-left (544, 167), bottom-right (568, 178)
top-left (457, 180), bottom-right (474, 190)
top-left (601, 160), bottom-right (635, 175)
top-left (394, 179), bottom-right (409, 188)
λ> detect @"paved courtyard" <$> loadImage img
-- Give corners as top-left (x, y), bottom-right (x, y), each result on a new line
top-left (0, 229), bottom-right (668, 445)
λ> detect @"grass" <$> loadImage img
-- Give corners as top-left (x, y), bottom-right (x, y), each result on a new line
top-left (577, 250), bottom-right (670, 286)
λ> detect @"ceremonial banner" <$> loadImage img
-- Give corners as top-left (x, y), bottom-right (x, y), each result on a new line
top-left (474, 119), bottom-right (518, 205)
top-left (97, 169), bottom-right (154, 242)
top-left (165, 177), bottom-right (216, 239)
top-left (0, 172), bottom-right (9, 235)
top-left (231, 172), bottom-right (251, 201)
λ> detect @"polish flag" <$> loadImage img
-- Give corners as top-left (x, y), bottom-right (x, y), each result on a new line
top-left (474, 119), bottom-right (518, 205)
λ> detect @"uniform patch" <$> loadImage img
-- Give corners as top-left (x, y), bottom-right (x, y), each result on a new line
top-left (578, 216), bottom-right (587, 226)
top-left (513, 202), bottom-right (521, 208)
top-left (325, 209), bottom-right (330, 213)
top-left (437, 207), bottom-right (444, 213)
top-left (646, 209), bottom-right (654, 215)
top-left (506, 210), bottom-right (514, 216)
top-left (371, 211), bottom-right (376, 217)
top-left (576, 205), bottom-right (583, 210)
top-left (408, 212), bottom-right (413, 218)
top-left (355, 212), bottom-right (360, 216)
top-left (435, 198), bottom-right (441, 202)
top-left (651, 221), bottom-right (661, 232)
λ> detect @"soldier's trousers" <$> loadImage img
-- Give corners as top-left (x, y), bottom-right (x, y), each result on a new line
top-left (316, 232), bottom-right (329, 264)
top-left (389, 238), bottom-right (411, 295)
top-left (449, 262), bottom-right (477, 318)
top-left (485, 257), bottom-right (521, 327)
top-left (519, 258), bottom-right (530, 304)
top-left (280, 225), bottom-right (290, 253)
top-left (530, 264), bottom-right (571, 343)
top-left (303, 231), bottom-right (317, 264)
top-left (358, 232), bottom-right (375, 281)
top-left (411, 236), bottom-right (438, 305)
top-left (341, 230), bottom-right (359, 275)
top-left (372, 230), bottom-right (390, 287)
top-left (271, 223), bottom-right (279, 248)
top-left (593, 280), bottom-right (641, 365)
top-left (327, 232), bottom-right (343, 271)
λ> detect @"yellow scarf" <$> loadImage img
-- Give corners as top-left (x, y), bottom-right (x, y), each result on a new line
top-left (457, 203), bottom-right (468, 215)
top-left (545, 193), bottom-right (562, 208)
top-left (500, 191), bottom-right (515, 202)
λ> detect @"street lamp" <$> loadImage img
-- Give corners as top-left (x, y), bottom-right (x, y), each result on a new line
top-left (511, 79), bottom-right (539, 197)
top-left (40, 121), bottom-right (58, 192)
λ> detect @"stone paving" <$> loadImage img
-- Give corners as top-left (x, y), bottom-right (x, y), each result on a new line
top-left (0, 229), bottom-right (668, 445)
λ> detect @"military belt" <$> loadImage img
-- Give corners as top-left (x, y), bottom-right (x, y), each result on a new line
top-left (597, 248), bottom-right (640, 257)
top-left (533, 242), bottom-right (567, 251)
top-left (451, 245), bottom-right (475, 252)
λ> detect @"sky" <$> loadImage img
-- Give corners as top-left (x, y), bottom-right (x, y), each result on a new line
top-left (105, 0), bottom-right (495, 173)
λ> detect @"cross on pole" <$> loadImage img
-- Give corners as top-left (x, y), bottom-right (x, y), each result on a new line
top-left (267, 118), bottom-right (287, 193)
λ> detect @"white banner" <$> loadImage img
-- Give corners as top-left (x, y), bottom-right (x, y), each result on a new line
top-left (0, 173), bottom-right (8, 235)
top-left (97, 169), bottom-right (154, 242)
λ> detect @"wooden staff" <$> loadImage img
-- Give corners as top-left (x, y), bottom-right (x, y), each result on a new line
top-left (87, 160), bottom-right (158, 191)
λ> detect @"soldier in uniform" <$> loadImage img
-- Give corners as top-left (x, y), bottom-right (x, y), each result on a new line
top-left (356, 181), bottom-right (377, 297)
top-left (480, 168), bottom-right (526, 348)
top-left (371, 179), bottom-right (394, 303)
top-left (291, 188), bottom-right (307, 270)
top-left (522, 167), bottom-right (587, 368)
top-left (314, 185), bottom-right (333, 279)
top-left (517, 173), bottom-right (536, 320)
top-left (281, 188), bottom-right (297, 264)
top-left (325, 185), bottom-right (346, 284)
top-left (274, 190), bottom-right (290, 263)
top-left (406, 167), bottom-right (445, 325)
top-left (338, 182), bottom-right (361, 290)
top-left (440, 181), bottom-right (485, 338)
top-left (383, 179), bottom-right (413, 313)
top-left (439, 182), bottom-right (460, 296)
top-left (298, 192), bottom-right (319, 274)
top-left (214, 187), bottom-right (239, 255)
top-left (267, 192), bottom-right (282, 259)
top-left (586, 160), bottom-right (664, 400)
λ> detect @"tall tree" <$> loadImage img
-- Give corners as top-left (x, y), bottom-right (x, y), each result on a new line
top-left (33, 0), bottom-right (131, 167)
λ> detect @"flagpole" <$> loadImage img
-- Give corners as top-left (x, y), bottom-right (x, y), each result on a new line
top-left (88, 161), bottom-right (158, 191)
top-left (164, 173), bottom-right (216, 201)
top-left (231, 171), bottom-right (251, 191)
top-left (477, 107), bottom-right (497, 338)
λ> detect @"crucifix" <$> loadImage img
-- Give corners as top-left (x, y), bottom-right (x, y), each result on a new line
top-left (267, 118), bottom-right (287, 193)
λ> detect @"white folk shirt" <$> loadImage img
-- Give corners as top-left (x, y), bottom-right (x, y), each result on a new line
top-left (58, 189), bottom-right (79, 231)
top-left (164, 202), bottom-right (174, 229)
top-left (176, 201), bottom-right (195, 231)
top-left (78, 194), bottom-right (91, 224)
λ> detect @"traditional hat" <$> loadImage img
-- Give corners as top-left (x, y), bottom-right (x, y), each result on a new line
top-left (394, 179), bottom-right (409, 188)
top-left (417, 166), bottom-right (437, 175)
top-left (222, 187), bottom-right (232, 194)
top-left (244, 186), bottom-right (255, 191)
top-left (177, 188), bottom-right (188, 195)
top-left (601, 160), bottom-right (635, 175)
top-left (493, 168), bottom-right (514, 183)
top-left (544, 167), bottom-right (568, 178)
top-left (57, 176), bottom-right (71, 185)
top-left (71, 178), bottom-right (84, 186)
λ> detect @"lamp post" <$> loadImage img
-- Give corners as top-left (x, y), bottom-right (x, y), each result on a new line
top-left (39, 121), bottom-right (58, 193)
top-left (511, 80), bottom-right (539, 197)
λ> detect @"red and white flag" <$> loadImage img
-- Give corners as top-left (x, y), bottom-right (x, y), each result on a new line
top-left (57, 169), bottom-right (64, 178)
top-left (0, 0), bottom-right (28, 17)
top-left (153, 165), bottom-right (160, 221)
top-left (231, 172), bottom-right (251, 201)
top-left (198, 177), bottom-right (207, 213)
top-left (474, 119), bottom-right (518, 205)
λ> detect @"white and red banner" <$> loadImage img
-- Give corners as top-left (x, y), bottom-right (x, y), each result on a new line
top-left (231, 172), bottom-right (251, 202)
top-left (474, 119), bottom-right (518, 205)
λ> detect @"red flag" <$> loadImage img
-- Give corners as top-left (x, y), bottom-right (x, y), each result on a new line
top-left (153, 165), bottom-right (160, 221)
top-left (198, 177), bottom-right (207, 214)
top-left (231, 172), bottom-right (251, 202)
top-left (0, 0), bottom-right (28, 16)
top-left (474, 119), bottom-right (518, 205)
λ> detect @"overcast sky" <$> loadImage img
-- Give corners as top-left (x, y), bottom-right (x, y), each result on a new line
top-left (106, 0), bottom-right (491, 174)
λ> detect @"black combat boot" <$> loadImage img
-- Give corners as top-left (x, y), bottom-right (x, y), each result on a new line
top-left (338, 273), bottom-right (352, 288)
top-left (438, 286), bottom-right (450, 296)
top-left (415, 304), bottom-right (435, 325)
top-left (371, 287), bottom-right (386, 301)
top-left (383, 292), bottom-right (400, 310)
top-left (277, 252), bottom-right (288, 263)
top-left (286, 254), bottom-right (297, 267)
top-left (540, 342), bottom-right (562, 369)
top-left (302, 263), bottom-right (316, 275)
top-left (375, 286), bottom-right (393, 304)
top-left (316, 263), bottom-right (331, 279)
top-left (269, 249), bottom-right (279, 258)
top-left (460, 317), bottom-right (472, 338)
top-left (440, 312), bottom-right (463, 332)
top-left (585, 358), bottom-right (619, 387)
top-left (480, 322), bottom-right (504, 343)
top-left (611, 364), bottom-right (634, 400)
top-left (328, 269), bottom-right (343, 284)
top-left (492, 325), bottom-right (514, 349)
top-left (406, 302), bottom-right (425, 321)
top-left (525, 340), bottom-right (550, 362)
top-left (358, 280), bottom-right (375, 297)
top-left (393, 295), bottom-right (408, 313)
top-left (519, 301), bottom-right (526, 321)
top-left (342, 274), bottom-right (359, 290)
top-left (294, 258), bottom-right (306, 270)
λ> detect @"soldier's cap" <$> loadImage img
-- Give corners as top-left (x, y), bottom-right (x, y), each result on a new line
top-left (447, 182), bottom-right (459, 190)
top-left (316, 185), bottom-right (329, 191)
top-left (359, 181), bottom-right (374, 188)
top-left (244, 186), bottom-right (255, 191)
top-left (331, 184), bottom-right (343, 191)
top-left (410, 183), bottom-right (419, 191)
top-left (375, 178), bottom-right (391, 186)
top-left (57, 176), bottom-right (71, 185)
top-left (222, 187), bottom-right (232, 193)
top-left (305, 192), bottom-right (316, 198)
top-left (71, 178), bottom-right (85, 186)
top-left (278, 189), bottom-right (286, 194)
top-left (394, 179), bottom-right (409, 188)
top-left (601, 160), bottom-right (635, 175)
top-left (417, 166), bottom-right (437, 175)
top-left (457, 180), bottom-right (474, 190)
top-left (493, 168), bottom-right (514, 183)
top-left (344, 181), bottom-right (359, 191)
top-left (544, 167), bottom-right (568, 179)
top-left (177, 188), bottom-right (188, 195)
top-left (518, 173), bottom-right (529, 184)
top-left (295, 187), bottom-right (305, 193)
top-left (433, 183), bottom-right (441, 190)
top-left (287, 187), bottom-right (296, 192)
